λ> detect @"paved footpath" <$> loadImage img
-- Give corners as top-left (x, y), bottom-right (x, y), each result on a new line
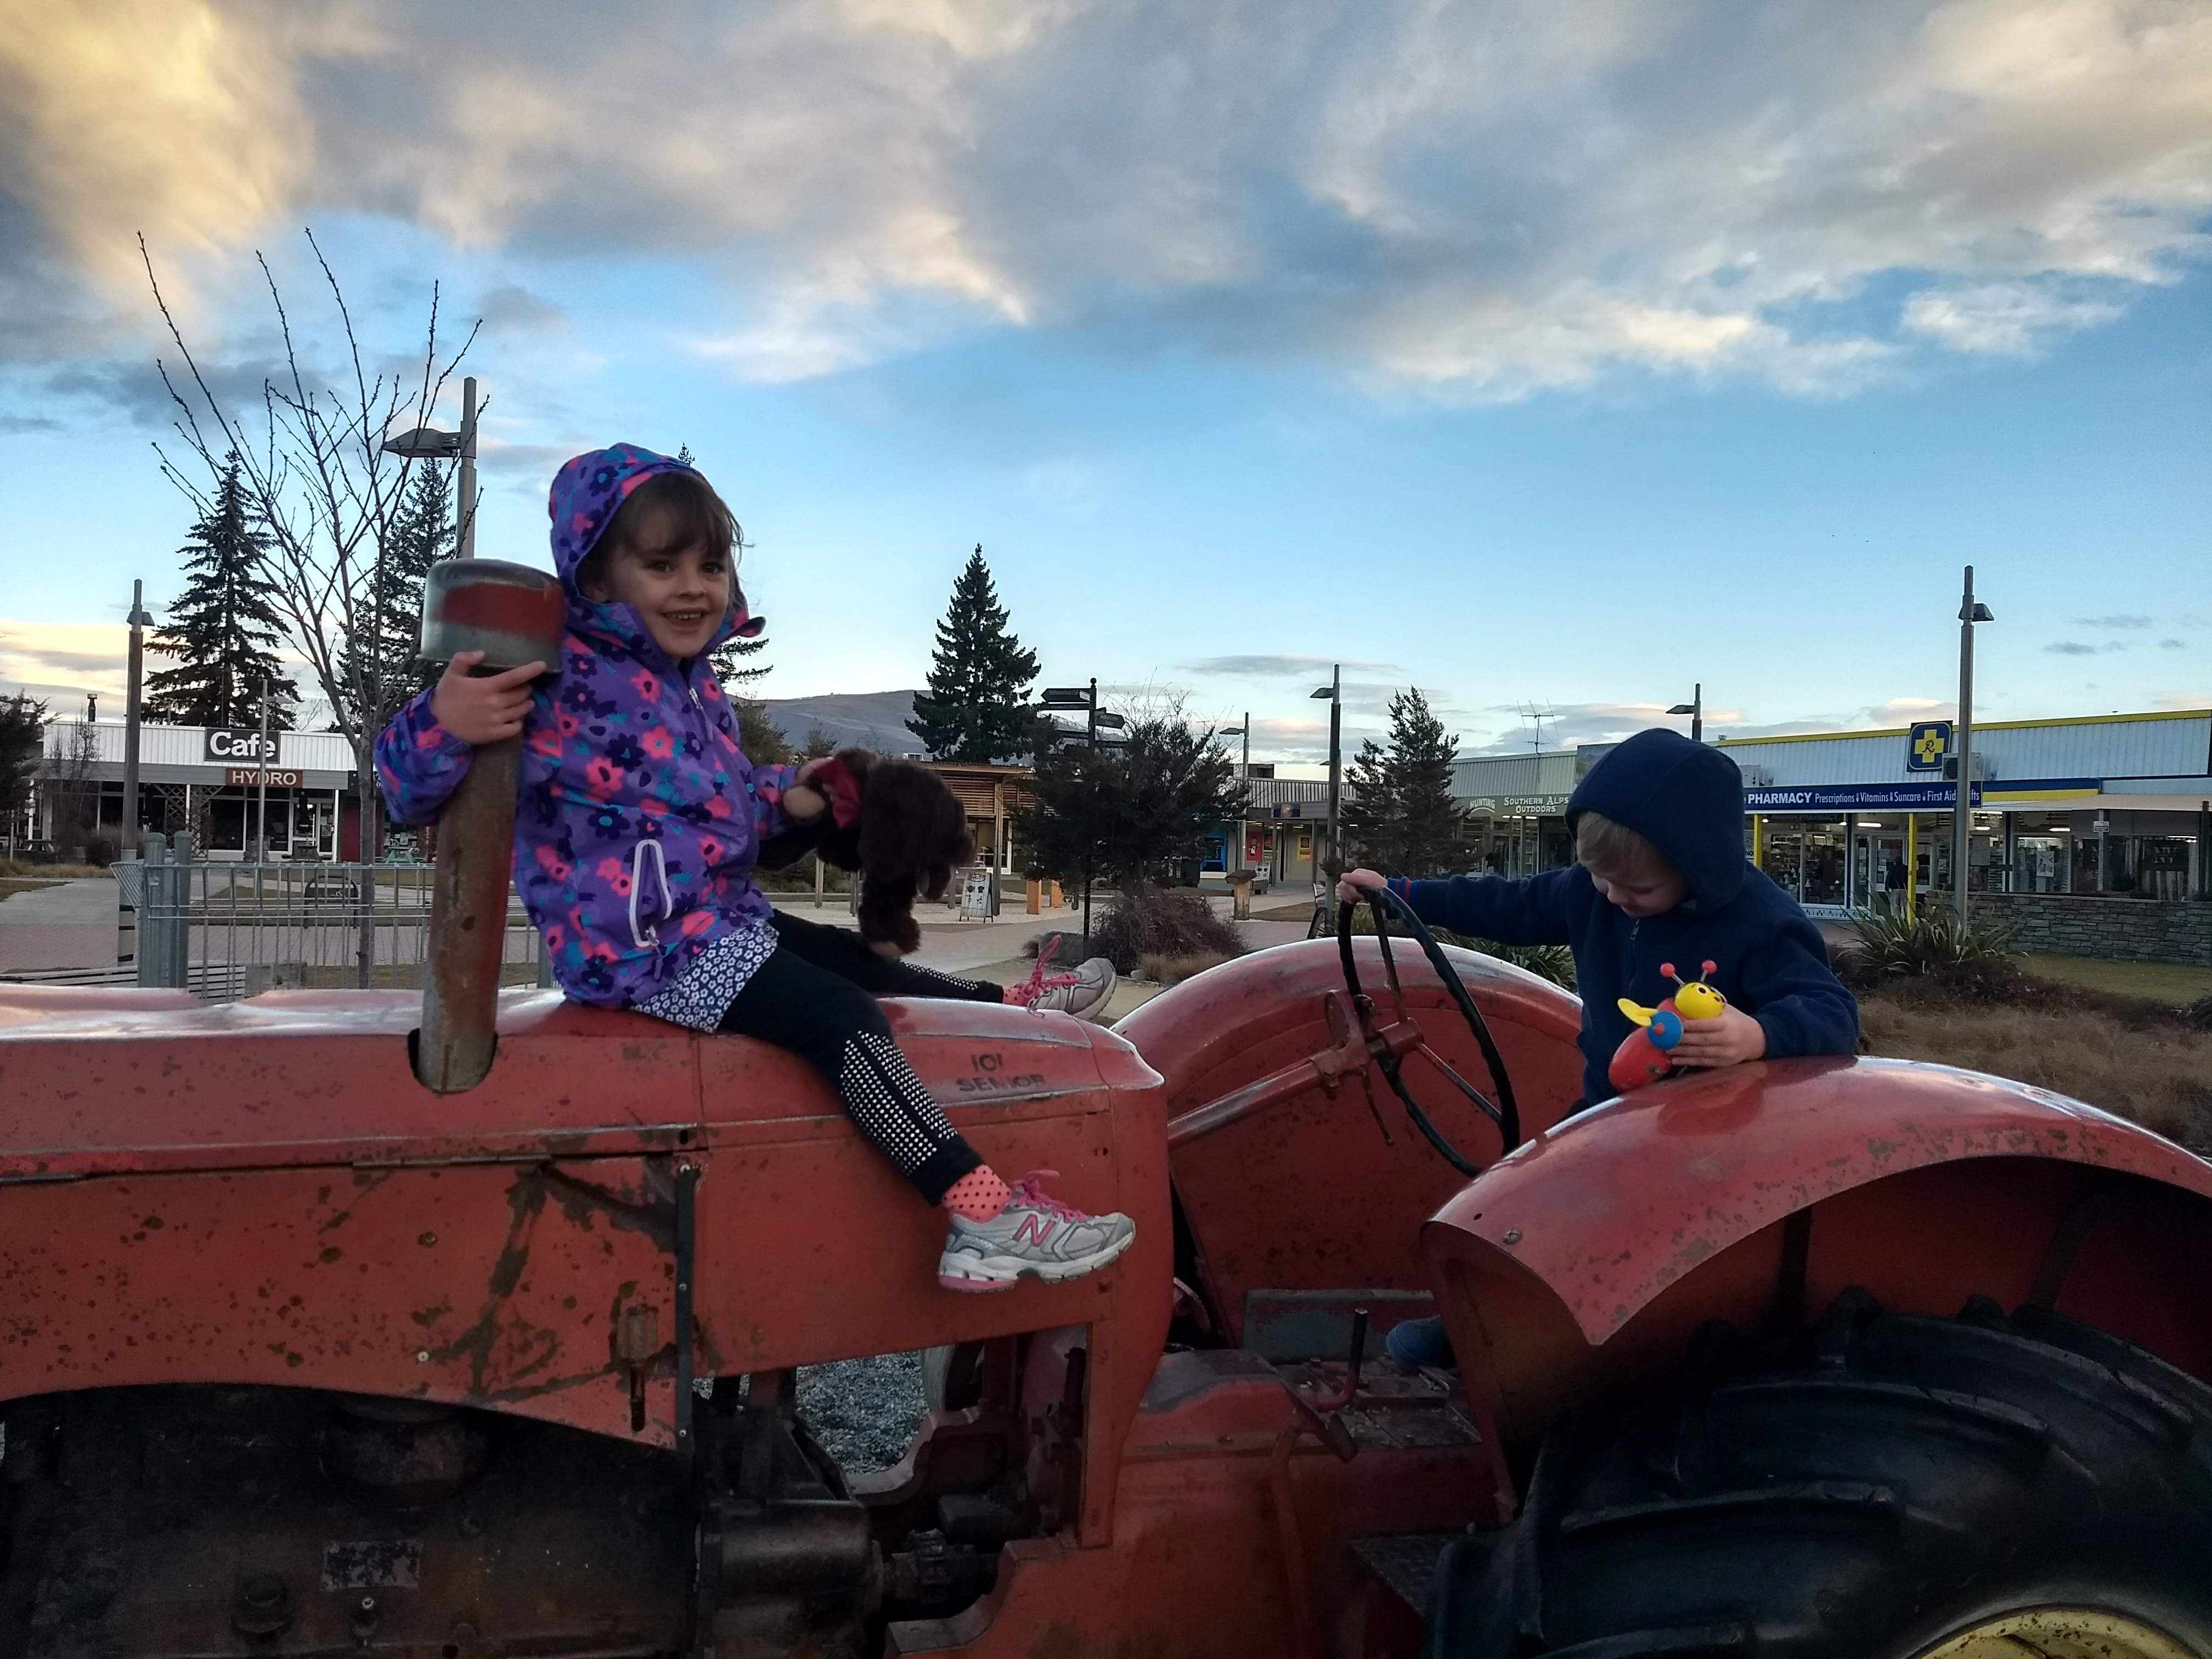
top-left (0, 877), bottom-right (119, 973)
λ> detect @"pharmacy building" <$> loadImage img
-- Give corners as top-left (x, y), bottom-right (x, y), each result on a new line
top-left (1453, 708), bottom-right (2211, 966)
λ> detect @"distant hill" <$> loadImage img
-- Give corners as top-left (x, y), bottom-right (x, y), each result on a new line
top-left (757, 690), bottom-right (923, 756)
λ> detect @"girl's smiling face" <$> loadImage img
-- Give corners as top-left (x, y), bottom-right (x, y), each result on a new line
top-left (583, 538), bottom-right (731, 662)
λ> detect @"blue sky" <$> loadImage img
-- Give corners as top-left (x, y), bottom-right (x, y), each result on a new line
top-left (1, 0), bottom-right (2206, 764)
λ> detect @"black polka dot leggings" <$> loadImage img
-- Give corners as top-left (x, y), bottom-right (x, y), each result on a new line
top-left (715, 913), bottom-right (1004, 1203)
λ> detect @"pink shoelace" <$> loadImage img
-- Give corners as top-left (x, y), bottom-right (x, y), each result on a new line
top-left (1007, 1170), bottom-right (1086, 1221)
top-left (1005, 935), bottom-right (1081, 1008)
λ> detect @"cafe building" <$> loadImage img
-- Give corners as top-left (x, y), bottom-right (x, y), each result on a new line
top-left (29, 719), bottom-right (369, 860)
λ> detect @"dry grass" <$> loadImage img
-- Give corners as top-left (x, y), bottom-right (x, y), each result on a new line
top-left (2019, 952), bottom-right (2212, 1006)
top-left (0, 860), bottom-right (108, 880)
top-left (0, 878), bottom-right (67, 903)
top-left (1136, 950), bottom-right (1234, 985)
top-left (1859, 971), bottom-right (2212, 1155)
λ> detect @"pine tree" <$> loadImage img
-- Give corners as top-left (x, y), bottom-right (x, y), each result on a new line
top-left (1341, 689), bottom-right (1472, 877)
top-left (342, 462), bottom-right (453, 730)
top-left (907, 546), bottom-right (1040, 763)
top-left (145, 455), bottom-right (299, 730)
top-left (681, 443), bottom-right (771, 692)
top-left (1, 695), bottom-right (45, 840)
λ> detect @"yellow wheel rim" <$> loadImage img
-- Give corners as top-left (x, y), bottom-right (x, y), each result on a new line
top-left (1916, 1609), bottom-right (2202, 1659)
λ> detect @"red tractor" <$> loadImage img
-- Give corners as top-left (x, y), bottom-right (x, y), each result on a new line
top-left (4, 573), bottom-right (2210, 1657)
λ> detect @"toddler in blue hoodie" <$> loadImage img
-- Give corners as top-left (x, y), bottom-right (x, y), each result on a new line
top-left (1338, 727), bottom-right (1859, 1367)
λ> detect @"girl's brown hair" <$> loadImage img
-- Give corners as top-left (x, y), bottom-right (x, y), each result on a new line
top-left (577, 470), bottom-right (741, 594)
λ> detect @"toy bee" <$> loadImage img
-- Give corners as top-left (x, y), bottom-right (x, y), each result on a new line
top-left (1608, 960), bottom-right (1725, 1093)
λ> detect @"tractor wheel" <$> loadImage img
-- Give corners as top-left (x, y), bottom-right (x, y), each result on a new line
top-left (1427, 1289), bottom-right (2212, 1658)
top-left (921, 1343), bottom-right (985, 1413)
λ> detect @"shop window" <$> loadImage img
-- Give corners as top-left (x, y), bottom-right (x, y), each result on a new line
top-left (1802, 830), bottom-right (1845, 906)
top-left (2011, 836), bottom-right (2067, 894)
top-left (2124, 837), bottom-right (2193, 901)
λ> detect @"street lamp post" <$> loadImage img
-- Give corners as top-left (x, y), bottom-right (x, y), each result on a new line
top-left (1037, 680), bottom-right (1124, 953)
top-left (379, 380), bottom-right (483, 988)
top-left (1217, 714), bottom-right (1251, 874)
top-left (122, 579), bottom-right (153, 857)
top-left (1311, 668), bottom-right (1341, 877)
top-left (1953, 566), bottom-right (1994, 918)
top-left (1668, 683), bottom-right (1703, 743)
top-left (255, 676), bottom-right (272, 862)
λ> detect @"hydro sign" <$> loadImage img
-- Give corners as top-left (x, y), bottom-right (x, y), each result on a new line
top-left (204, 729), bottom-right (277, 764)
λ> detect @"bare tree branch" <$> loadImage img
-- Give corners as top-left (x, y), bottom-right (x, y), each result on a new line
top-left (142, 228), bottom-right (482, 976)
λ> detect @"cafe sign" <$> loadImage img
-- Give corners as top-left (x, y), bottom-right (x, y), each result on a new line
top-left (205, 728), bottom-right (278, 764)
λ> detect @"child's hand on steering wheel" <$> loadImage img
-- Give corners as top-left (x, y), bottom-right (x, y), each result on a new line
top-left (1336, 867), bottom-right (1387, 905)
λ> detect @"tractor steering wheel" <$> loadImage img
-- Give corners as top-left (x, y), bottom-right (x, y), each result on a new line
top-left (1336, 885), bottom-right (1522, 1176)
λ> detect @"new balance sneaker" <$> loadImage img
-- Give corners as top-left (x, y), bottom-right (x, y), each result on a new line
top-left (1025, 955), bottom-right (1117, 1022)
top-left (938, 1171), bottom-right (1137, 1293)
top-left (1005, 940), bottom-right (1118, 1024)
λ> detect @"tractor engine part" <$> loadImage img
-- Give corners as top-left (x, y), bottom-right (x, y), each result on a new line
top-left (693, 1375), bottom-right (890, 1654)
top-left (321, 1395), bottom-right (490, 1506)
top-left (0, 1385), bottom-right (689, 1656)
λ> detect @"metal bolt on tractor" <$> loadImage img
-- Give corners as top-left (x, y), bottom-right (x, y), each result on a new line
top-left (5, 566), bottom-right (2212, 1657)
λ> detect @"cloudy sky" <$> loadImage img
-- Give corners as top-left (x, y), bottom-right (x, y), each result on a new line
top-left (1, 0), bottom-right (2206, 762)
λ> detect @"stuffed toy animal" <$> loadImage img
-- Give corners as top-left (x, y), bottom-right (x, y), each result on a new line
top-left (760, 749), bottom-right (974, 956)
top-left (1607, 960), bottom-right (1726, 1094)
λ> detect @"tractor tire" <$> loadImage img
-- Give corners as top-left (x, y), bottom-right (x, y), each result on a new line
top-left (1427, 1289), bottom-right (2212, 1658)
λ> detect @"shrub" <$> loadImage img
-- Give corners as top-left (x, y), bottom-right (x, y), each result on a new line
top-left (2185, 992), bottom-right (2212, 1034)
top-left (1083, 885), bottom-right (1245, 976)
top-left (1843, 899), bottom-right (2017, 984)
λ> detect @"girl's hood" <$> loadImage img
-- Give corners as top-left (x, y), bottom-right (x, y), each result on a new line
top-left (546, 443), bottom-right (764, 655)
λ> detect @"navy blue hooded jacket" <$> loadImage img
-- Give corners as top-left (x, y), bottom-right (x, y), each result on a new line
top-left (1390, 728), bottom-right (1858, 1109)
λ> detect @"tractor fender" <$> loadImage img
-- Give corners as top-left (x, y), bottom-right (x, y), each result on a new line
top-left (1423, 1055), bottom-right (2212, 1465)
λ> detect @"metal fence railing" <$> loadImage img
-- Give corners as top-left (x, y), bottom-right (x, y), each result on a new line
top-left (128, 832), bottom-right (548, 1001)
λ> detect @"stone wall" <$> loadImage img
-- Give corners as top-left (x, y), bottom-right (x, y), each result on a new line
top-left (1977, 891), bottom-right (2212, 967)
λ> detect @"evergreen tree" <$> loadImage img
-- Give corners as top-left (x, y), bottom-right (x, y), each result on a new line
top-left (907, 546), bottom-right (1040, 763)
top-left (1014, 705), bottom-right (1245, 888)
top-left (1341, 689), bottom-right (1472, 877)
top-left (342, 461), bottom-right (452, 730)
top-left (680, 444), bottom-right (772, 692)
top-left (145, 455), bottom-right (298, 730)
top-left (1, 695), bottom-right (45, 843)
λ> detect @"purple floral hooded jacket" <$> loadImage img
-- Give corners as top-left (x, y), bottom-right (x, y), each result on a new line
top-left (375, 443), bottom-right (799, 1009)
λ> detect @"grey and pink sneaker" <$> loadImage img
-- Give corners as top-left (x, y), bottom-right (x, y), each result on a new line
top-left (1005, 939), bottom-right (1118, 1023)
top-left (938, 1171), bottom-right (1136, 1293)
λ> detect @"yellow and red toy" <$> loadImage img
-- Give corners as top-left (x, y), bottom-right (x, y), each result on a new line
top-left (1609, 959), bottom-right (1726, 1093)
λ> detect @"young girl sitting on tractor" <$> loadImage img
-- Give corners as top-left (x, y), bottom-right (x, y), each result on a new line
top-left (376, 443), bottom-right (1133, 1293)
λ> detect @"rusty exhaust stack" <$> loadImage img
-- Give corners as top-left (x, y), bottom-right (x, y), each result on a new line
top-left (413, 560), bottom-right (566, 1093)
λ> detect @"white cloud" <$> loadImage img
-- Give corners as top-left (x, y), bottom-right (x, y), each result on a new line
top-left (1903, 282), bottom-right (2126, 356)
top-left (3, 0), bottom-right (2208, 393)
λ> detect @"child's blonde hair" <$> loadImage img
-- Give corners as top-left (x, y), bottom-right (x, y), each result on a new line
top-left (1575, 810), bottom-right (1674, 883)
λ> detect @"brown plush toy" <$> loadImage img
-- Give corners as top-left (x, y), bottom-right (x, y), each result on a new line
top-left (767, 749), bottom-right (973, 956)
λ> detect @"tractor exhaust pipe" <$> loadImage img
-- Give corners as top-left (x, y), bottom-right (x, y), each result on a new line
top-left (412, 560), bottom-right (566, 1093)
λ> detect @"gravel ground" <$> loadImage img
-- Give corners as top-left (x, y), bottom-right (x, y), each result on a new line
top-left (797, 1352), bottom-right (929, 1471)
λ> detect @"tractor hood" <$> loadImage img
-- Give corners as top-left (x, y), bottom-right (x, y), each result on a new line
top-left (0, 988), bottom-right (1154, 1180)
